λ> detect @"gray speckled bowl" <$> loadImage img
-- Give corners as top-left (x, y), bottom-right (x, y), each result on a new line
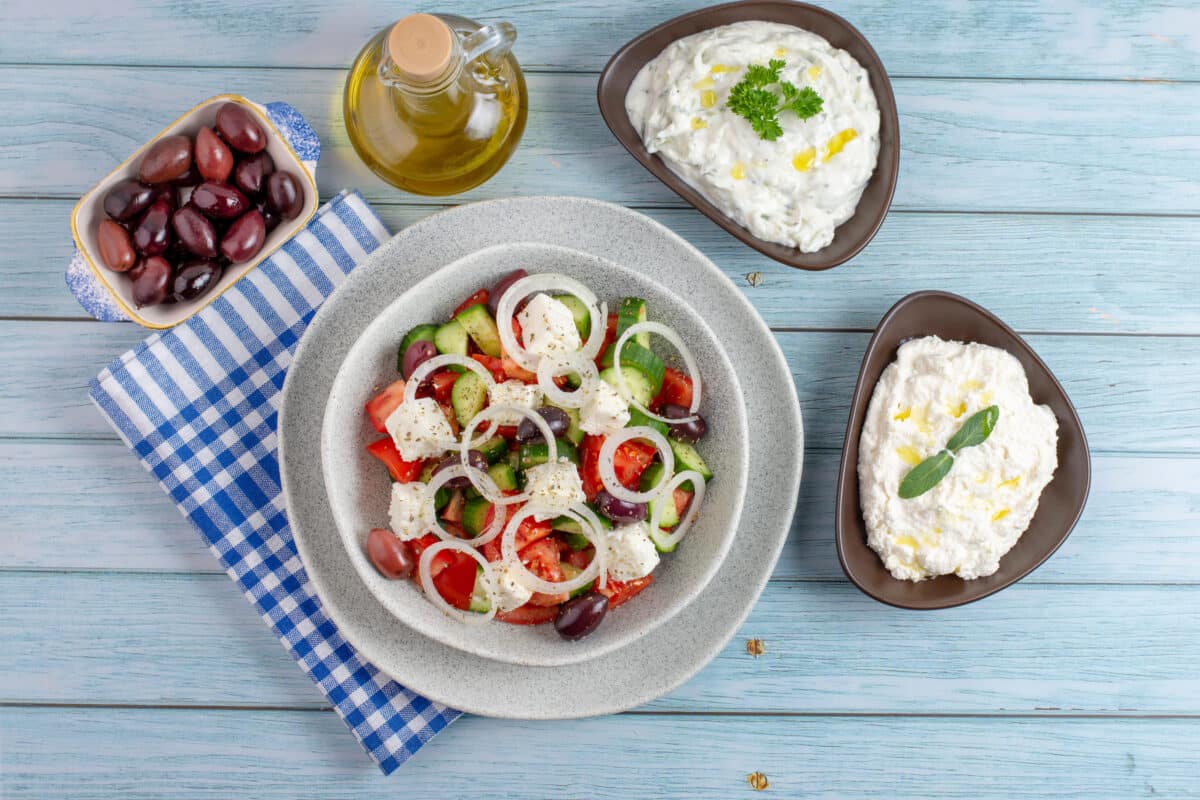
top-left (321, 241), bottom-right (749, 667)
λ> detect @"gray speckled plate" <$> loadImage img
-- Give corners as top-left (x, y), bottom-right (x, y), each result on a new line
top-left (321, 240), bottom-right (749, 666)
top-left (279, 197), bottom-right (803, 719)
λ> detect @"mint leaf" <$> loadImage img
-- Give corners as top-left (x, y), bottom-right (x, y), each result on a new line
top-left (898, 450), bottom-right (955, 499)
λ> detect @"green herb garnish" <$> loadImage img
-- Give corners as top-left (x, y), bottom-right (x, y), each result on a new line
top-left (726, 59), bottom-right (824, 142)
top-left (898, 406), bottom-right (1000, 499)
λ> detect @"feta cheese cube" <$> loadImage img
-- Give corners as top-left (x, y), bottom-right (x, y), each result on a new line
top-left (482, 561), bottom-right (534, 612)
top-left (523, 458), bottom-right (586, 519)
top-left (579, 380), bottom-right (631, 435)
top-left (385, 397), bottom-right (455, 461)
top-left (605, 521), bottom-right (660, 581)
top-left (388, 481), bottom-right (429, 541)
top-left (518, 293), bottom-right (582, 357)
top-left (487, 379), bottom-right (543, 424)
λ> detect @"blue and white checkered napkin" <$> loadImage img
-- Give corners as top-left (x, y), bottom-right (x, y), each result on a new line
top-left (88, 190), bottom-right (461, 774)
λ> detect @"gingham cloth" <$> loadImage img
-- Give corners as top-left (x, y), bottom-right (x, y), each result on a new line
top-left (89, 190), bottom-right (460, 774)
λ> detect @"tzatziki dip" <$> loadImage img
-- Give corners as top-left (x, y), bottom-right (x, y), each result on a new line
top-left (857, 337), bottom-right (1059, 582)
top-left (625, 21), bottom-right (880, 252)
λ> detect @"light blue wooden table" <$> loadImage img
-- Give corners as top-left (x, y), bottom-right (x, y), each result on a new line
top-left (2, 1), bottom-right (1198, 796)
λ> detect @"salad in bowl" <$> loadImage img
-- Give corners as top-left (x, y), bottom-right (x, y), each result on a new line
top-left (359, 270), bottom-right (715, 642)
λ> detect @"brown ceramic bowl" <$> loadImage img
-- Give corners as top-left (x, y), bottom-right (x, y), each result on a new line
top-left (835, 292), bottom-right (1092, 609)
top-left (597, 0), bottom-right (899, 271)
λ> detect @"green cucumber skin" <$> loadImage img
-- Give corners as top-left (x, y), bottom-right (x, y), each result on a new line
top-left (450, 372), bottom-right (488, 428)
top-left (627, 406), bottom-right (669, 437)
top-left (461, 496), bottom-right (493, 537)
top-left (599, 341), bottom-right (665, 394)
top-left (455, 303), bottom-right (503, 357)
top-left (600, 366), bottom-right (655, 407)
top-left (668, 437), bottom-right (714, 480)
top-left (478, 435), bottom-right (510, 465)
top-left (433, 319), bottom-right (469, 356)
top-left (552, 294), bottom-right (592, 338)
top-left (487, 462), bottom-right (520, 492)
top-left (468, 565), bottom-right (491, 613)
top-left (617, 297), bottom-right (650, 348)
top-left (518, 438), bottom-right (580, 470)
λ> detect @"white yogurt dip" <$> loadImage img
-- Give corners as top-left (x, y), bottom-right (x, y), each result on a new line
top-left (625, 21), bottom-right (880, 252)
top-left (857, 337), bottom-right (1059, 581)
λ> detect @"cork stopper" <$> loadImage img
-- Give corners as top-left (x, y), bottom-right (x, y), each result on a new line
top-left (387, 14), bottom-right (456, 83)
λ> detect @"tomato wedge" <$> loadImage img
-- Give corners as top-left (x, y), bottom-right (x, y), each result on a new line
top-left (453, 289), bottom-right (489, 318)
top-left (365, 437), bottom-right (423, 483)
top-left (364, 379), bottom-right (406, 433)
top-left (594, 312), bottom-right (619, 366)
top-left (598, 575), bottom-right (653, 608)
top-left (408, 533), bottom-right (440, 561)
top-left (431, 551), bottom-right (478, 611)
top-left (654, 367), bottom-right (693, 410)
top-left (673, 488), bottom-right (694, 519)
top-left (514, 517), bottom-right (553, 551)
top-left (580, 435), bottom-right (605, 501)
top-left (496, 604), bottom-right (558, 625)
top-left (429, 370), bottom-right (459, 405)
top-left (582, 434), bottom-right (657, 498)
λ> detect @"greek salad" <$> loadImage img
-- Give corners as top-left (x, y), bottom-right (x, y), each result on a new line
top-left (362, 270), bottom-right (713, 641)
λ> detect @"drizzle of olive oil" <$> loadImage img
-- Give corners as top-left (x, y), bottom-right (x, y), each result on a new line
top-left (895, 446), bottom-right (923, 465)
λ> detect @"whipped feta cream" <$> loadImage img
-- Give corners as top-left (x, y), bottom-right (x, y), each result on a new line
top-left (857, 336), bottom-right (1059, 581)
top-left (626, 20), bottom-right (880, 252)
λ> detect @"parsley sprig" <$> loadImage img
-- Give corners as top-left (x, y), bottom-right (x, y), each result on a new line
top-left (726, 59), bottom-right (823, 141)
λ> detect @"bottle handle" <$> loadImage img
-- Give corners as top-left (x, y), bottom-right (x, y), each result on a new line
top-left (460, 21), bottom-right (517, 70)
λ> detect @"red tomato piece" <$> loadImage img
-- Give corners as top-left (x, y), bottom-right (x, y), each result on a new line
top-left (513, 517), bottom-right (553, 552)
top-left (598, 575), bottom-right (653, 608)
top-left (408, 533), bottom-right (440, 561)
top-left (429, 370), bottom-right (459, 405)
top-left (613, 439), bottom-right (656, 489)
top-left (439, 402), bottom-right (460, 438)
top-left (594, 312), bottom-right (619, 366)
top-left (520, 538), bottom-right (563, 582)
top-left (655, 367), bottom-right (693, 410)
top-left (431, 551), bottom-right (478, 610)
top-left (364, 379), bottom-right (406, 433)
top-left (440, 490), bottom-right (465, 524)
top-left (564, 546), bottom-right (594, 571)
top-left (453, 289), bottom-right (489, 318)
top-left (580, 435), bottom-right (605, 501)
top-left (496, 604), bottom-right (558, 625)
top-left (365, 437), bottom-right (423, 483)
top-left (673, 488), bottom-right (694, 519)
top-left (471, 353), bottom-right (508, 383)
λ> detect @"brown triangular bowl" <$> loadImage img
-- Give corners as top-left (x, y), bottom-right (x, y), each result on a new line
top-left (597, 0), bottom-right (899, 271)
top-left (835, 292), bottom-right (1092, 609)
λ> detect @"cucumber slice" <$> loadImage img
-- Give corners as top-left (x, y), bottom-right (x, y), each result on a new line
top-left (461, 496), bottom-right (494, 536)
top-left (617, 297), bottom-right (650, 348)
top-left (552, 405), bottom-right (584, 445)
top-left (559, 563), bottom-right (596, 598)
top-left (599, 340), bottom-right (665, 394)
top-left (641, 463), bottom-right (680, 550)
top-left (600, 366), bottom-right (655, 407)
top-left (487, 462), bottom-right (519, 492)
top-left (627, 406), bottom-right (669, 437)
top-left (468, 565), bottom-right (491, 613)
top-left (454, 303), bottom-right (502, 357)
top-left (552, 510), bottom-right (612, 548)
top-left (419, 461), bottom-right (450, 511)
top-left (398, 324), bottom-right (438, 371)
top-left (477, 435), bottom-right (510, 465)
top-left (518, 438), bottom-right (580, 470)
top-left (434, 319), bottom-right (469, 356)
top-left (668, 437), bottom-right (713, 480)
top-left (552, 294), bottom-right (591, 338)
top-left (450, 371), bottom-right (488, 428)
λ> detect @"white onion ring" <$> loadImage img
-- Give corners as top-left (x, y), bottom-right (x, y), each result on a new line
top-left (536, 352), bottom-right (600, 409)
top-left (423, 464), bottom-right (506, 546)
top-left (418, 540), bottom-right (497, 624)
top-left (611, 321), bottom-right (702, 425)
top-left (458, 405), bottom-right (557, 505)
top-left (599, 426), bottom-right (675, 504)
top-left (403, 354), bottom-right (495, 404)
top-left (500, 504), bottom-right (606, 594)
top-left (648, 470), bottom-right (706, 552)
top-left (496, 274), bottom-right (607, 371)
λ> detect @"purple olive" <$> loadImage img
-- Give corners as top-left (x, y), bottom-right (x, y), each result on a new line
top-left (171, 164), bottom-right (203, 188)
top-left (219, 209), bottom-right (266, 263)
top-left (215, 102), bottom-right (267, 154)
top-left (172, 259), bottom-right (222, 301)
top-left (515, 406), bottom-right (570, 443)
top-left (555, 592), bottom-right (609, 640)
top-left (432, 451), bottom-right (488, 489)
top-left (191, 180), bottom-right (249, 220)
top-left (595, 489), bottom-right (647, 523)
top-left (258, 202), bottom-right (281, 232)
top-left (233, 150), bottom-right (275, 197)
top-left (265, 171), bottom-right (303, 220)
top-left (103, 179), bottom-right (155, 221)
top-left (172, 204), bottom-right (218, 258)
top-left (401, 339), bottom-right (438, 380)
top-left (366, 528), bottom-right (415, 579)
top-left (131, 198), bottom-right (173, 256)
top-left (662, 404), bottom-right (707, 443)
top-left (487, 268), bottom-right (528, 316)
top-left (129, 256), bottom-right (173, 307)
top-left (138, 134), bottom-right (192, 184)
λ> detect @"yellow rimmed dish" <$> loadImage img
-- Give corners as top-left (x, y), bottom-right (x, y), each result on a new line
top-left (70, 93), bottom-right (319, 329)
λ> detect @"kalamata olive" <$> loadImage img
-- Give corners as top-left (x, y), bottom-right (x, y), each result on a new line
top-left (172, 164), bottom-right (202, 188)
top-left (265, 171), bottom-right (303, 220)
top-left (432, 450), bottom-right (488, 489)
top-left (131, 198), bottom-right (173, 256)
top-left (138, 134), bottom-right (192, 184)
top-left (515, 406), bottom-right (570, 443)
top-left (172, 259), bottom-right (222, 301)
top-left (401, 339), bottom-right (438, 379)
top-left (219, 209), bottom-right (266, 263)
top-left (233, 150), bottom-right (275, 197)
top-left (191, 180), bottom-right (249, 220)
top-left (149, 182), bottom-right (178, 210)
top-left (215, 102), bottom-right (267, 154)
top-left (194, 126), bottom-right (234, 182)
top-left (130, 256), bottom-right (173, 307)
top-left (103, 179), bottom-right (154, 221)
top-left (97, 219), bottom-right (137, 272)
top-left (555, 592), bottom-right (609, 640)
top-left (595, 489), bottom-right (648, 523)
top-left (366, 528), bottom-right (416, 579)
top-left (662, 404), bottom-right (707, 443)
top-left (259, 202), bottom-right (281, 232)
top-left (487, 268), bottom-right (529, 316)
top-left (171, 204), bottom-right (218, 258)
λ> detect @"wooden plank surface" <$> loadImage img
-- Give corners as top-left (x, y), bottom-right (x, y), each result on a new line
top-left (3, 707), bottom-right (1197, 800)
top-left (10, 199), bottom-right (1200, 335)
top-left (3, 571), bottom-right (1198, 713)
top-left (3, 0), bottom-right (1198, 80)
top-left (3, 68), bottom-right (1199, 215)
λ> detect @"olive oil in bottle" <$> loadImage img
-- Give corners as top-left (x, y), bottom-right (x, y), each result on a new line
top-left (343, 13), bottom-right (527, 196)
